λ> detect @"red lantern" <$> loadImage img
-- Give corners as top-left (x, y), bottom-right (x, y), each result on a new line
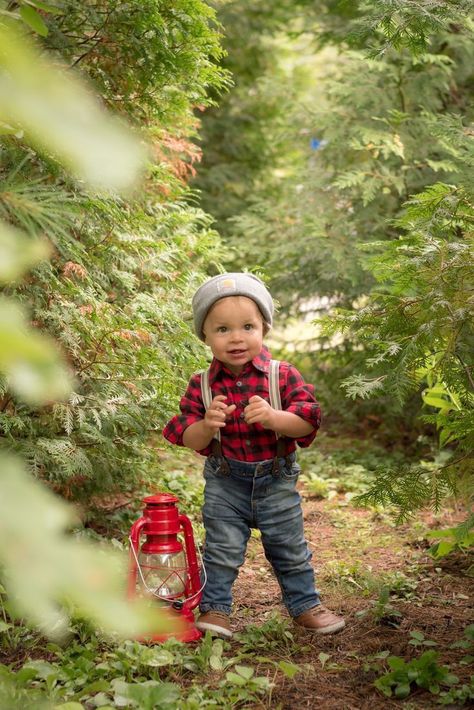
top-left (128, 493), bottom-right (203, 642)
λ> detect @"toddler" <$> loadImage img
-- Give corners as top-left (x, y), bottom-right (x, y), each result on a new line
top-left (163, 273), bottom-right (345, 638)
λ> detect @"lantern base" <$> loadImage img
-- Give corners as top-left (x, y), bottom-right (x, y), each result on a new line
top-left (145, 623), bottom-right (202, 644)
top-left (139, 607), bottom-right (202, 644)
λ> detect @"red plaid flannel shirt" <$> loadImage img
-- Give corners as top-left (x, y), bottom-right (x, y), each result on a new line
top-left (162, 346), bottom-right (321, 462)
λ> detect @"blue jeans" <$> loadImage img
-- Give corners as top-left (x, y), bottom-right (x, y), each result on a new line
top-left (200, 453), bottom-right (320, 618)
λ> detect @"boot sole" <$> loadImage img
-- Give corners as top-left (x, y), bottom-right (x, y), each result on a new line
top-left (195, 621), bottom-right (233, 639)
top-left (294, 619), bottom-right (346, 635)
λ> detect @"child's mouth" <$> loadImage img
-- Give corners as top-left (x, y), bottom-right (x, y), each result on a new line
top-left (228, 349), bottom-right (246, 356)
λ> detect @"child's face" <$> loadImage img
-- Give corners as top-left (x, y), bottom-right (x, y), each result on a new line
top-left (203, 296), bottom-right (264, 374)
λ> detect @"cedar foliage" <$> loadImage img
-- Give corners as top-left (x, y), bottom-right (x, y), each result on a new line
top-left (1, 0), bottom-right (228, 500)
top-left (193, 0), bottom-right (305, 238)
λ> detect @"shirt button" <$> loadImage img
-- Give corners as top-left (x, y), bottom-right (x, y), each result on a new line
top-left (240, 412), bottom-right (245, 419)
top-left (245, 439), bottom-right (251, 446)
top-left (236, 381), bottom-right (242, 387)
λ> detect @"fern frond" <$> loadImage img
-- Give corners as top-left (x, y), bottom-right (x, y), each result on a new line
top-left (354, 462), bottom-right (459, 522)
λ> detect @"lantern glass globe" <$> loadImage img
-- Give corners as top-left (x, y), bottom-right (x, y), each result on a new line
top-left (138, 550), bottom-right (188, 599)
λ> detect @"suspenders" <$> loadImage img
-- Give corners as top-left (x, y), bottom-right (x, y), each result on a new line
top-left (268, 358), bottom-right (282, 413)
top-left (200, 360), bottom-right (288, 467)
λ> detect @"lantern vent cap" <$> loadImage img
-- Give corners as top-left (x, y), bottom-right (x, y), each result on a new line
top-left (143, 493), bottom-right (179, 506)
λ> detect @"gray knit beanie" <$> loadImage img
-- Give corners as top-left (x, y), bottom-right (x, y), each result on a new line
top-left (192, 272), bottom-right (274, 341)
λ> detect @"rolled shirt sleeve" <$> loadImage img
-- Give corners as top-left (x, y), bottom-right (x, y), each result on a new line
top-left (279, 361), bottom-right (321, 448)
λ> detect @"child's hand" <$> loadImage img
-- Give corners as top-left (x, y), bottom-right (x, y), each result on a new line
top-left (244, 395), bottom-right (276, 429)
top-left (204, 395), bottom-right (236, 433)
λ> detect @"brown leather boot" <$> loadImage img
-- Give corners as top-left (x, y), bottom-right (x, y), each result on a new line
top-left (196, 611), bottom-right (232, 639)
top-left (293, 605), bottom-right (345, 634)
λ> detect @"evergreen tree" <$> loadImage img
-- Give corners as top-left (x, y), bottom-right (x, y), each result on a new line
top-left (1, 0), bottom-right (228, 500)
top-left (0, 14), bottom-right (181, 639)
top-left (192, 0), bottom-right (304, 238)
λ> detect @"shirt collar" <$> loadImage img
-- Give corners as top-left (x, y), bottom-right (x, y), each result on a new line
top-left (209, 345), bottom-right (272, 383)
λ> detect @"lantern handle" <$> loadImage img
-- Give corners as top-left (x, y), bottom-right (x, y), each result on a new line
top-left (128, 516), bottom-right (147, 599)
top-left (128, 536), bottom-right (207, 604)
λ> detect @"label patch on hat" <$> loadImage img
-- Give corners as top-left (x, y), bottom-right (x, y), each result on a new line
top-left (216, 278), bottom-right (236, 293)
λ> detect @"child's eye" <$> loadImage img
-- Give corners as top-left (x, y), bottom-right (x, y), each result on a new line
top-left (217, 326), bottom-right (228, 333)
top-left (244, 323), bottom-right (254, 331)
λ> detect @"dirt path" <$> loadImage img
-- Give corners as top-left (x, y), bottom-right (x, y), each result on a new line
top-left (227, 489), bottom-right (473, 709)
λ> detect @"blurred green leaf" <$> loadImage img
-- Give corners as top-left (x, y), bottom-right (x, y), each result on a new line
top-left (0, 120), bottom-right (23, 136)
top-left (0, 24), bottom-right (147, 190)
top-left (0, 221), bottom-right (49, 283)
top-left (0, 453), bottom-right (175, 639)
top-left (0, 298), bottom-right (72, 404)
top-left (20, 5), bottom-right (48, 36)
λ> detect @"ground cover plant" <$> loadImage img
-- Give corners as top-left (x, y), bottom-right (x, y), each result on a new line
top-left (1, 441), bottom-right (472, 709)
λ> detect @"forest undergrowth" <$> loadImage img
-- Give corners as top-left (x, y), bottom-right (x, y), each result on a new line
top-left (1, 2), bottom-right (473, 708)
top-left (1, 435), bottom-right (472, 709)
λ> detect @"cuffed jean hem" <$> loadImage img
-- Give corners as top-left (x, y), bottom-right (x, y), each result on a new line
top-left (199, 604), bottom-right (231, 615)
top-left (288, 599), bottom-right (322, 619)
